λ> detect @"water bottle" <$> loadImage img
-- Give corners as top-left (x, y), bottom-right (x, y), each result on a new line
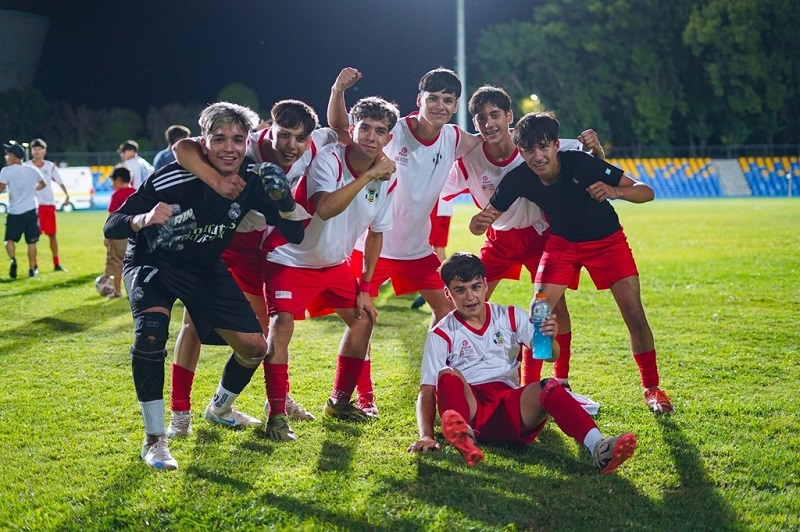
top-left (530, 292), bottom-right (552, 360)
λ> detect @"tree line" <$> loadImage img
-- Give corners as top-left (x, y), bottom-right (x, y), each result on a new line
top-left (472, 0), bottom-right (798, 154)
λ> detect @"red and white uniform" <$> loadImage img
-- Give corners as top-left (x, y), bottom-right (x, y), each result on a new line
top-left (354, 113), bottom-right (462, 260)
top-left (266, 143), bottom-right (394, 269)
top-left (25, 159), bottom-right (63, 207)
top-left (420, 303), bottom-right (532, 388)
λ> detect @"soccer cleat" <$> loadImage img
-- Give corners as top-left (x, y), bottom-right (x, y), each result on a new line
top-left (593, 432), bottom-right (637, 474)
top-left (141, 436), bottom-right (178, 470)
top-left (263, 414), bottom-right (297, 441)
top-left (357, 396), bottom-right (379, 418)
top-left (441, 410), bottom-right (484, 467)
top-left (411, 295), bottom-right (426, 309)
top-left (286, 395), bottom-right (316, 421)
top-left (323, 398), bottom-right (375, 422)
top-left (644, 388), bottom-right (675, 414)
top-left (9, 259), bottom-right (17, 279)
top-left (166, 410), bottom-right (193, 438)
top-left (29, 268), bottom-right (38, 277)
top-left (54, 264), bottom-right (66, 272)
top-left (566, 389), bottom-right (600, 417)
top-left (204, 403), bottom-right (262, 428)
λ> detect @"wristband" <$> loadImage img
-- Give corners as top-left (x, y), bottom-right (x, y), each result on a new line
top-left (358, 279), bottom-right (376, 295)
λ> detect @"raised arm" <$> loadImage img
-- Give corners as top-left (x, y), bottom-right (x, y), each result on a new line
top-left (327, 67), bottom-right (362, 143)
top-left (577, 129), bottom-right (606, 160)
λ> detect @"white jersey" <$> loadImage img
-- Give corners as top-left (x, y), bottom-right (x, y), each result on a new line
top-left (266, 143), bottom-right (394, 268)
top-left (24, 159), bottom-right (63, 206)
top-left (124, 155), bottom-right (154, 190)
top-left (238, 127), bottom-right (338, 234)
top-left (420, 303), bottom-right (532, 388)
top-left (355, 113), bottom-right (463, 260)
top-left (0, 164), bottom-right (44, 214)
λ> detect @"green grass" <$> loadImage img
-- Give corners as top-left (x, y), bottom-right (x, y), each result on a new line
top-left (1, 199), bottom-right (799, 531)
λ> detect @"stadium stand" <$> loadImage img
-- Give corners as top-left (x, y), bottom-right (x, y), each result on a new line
top-left (608, 158), bottom-right (723, 198)
top-left (739, 157), bottom-right (800, 197)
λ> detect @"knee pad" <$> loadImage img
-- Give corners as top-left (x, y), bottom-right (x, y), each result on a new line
top-left (131, 312), bottom-right (170, 360)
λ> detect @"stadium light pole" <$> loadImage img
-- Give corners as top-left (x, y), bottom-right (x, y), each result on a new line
top-left (455, 0), bottom-right (467, 131)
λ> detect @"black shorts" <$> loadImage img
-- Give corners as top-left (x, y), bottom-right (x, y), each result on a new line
top-left (123, 258), bottom-right (261, 345)
top-left (4, 210), bottom-right (40, 244)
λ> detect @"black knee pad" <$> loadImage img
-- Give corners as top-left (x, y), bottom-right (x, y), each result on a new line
top-left (539, 378), bottom-right (553, 390)
top-left (131, 312), bottom-right (170, 359)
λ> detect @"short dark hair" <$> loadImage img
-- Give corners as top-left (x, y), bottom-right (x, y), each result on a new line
top-left (111, 166), bottom-right (132, 184)
top-left (118, 140), bottom-right (139, 153)
top-left (440, 252), bottom-right (486, 287)
top-left (468, 86), bottom-right (511, 116)
top-left (165, 125), bottom-right (191, 145)
top-left (271, 100), bottom-right (318, 136)
top-left (419, 67), bottom-right (461, 98)
top-left (30, 138), bottom-right (47, 149)
top-left (511, 111), bottom-right (560, 152)
top-left (349, 96), bottom-right (400, 133)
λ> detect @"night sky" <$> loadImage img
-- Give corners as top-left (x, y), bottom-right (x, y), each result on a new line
top-left (13, 0), bottom-right (535, 127)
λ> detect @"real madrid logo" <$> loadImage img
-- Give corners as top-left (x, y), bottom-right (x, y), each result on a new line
top-left (228, 202), bottom-right (241, 219)
top-left (132, 286), bottom-right (145, 302)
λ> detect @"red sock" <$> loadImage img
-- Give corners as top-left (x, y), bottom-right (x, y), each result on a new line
top-left (552, 332), bottom-right (572, 380)
top-left (170, 363), bottom-right (195, 412)
top-left (53, 256), bottom-right (60, 266)
top-left (330, 355), bottom-right (364, 403)
top-left (634, 349), bottom-right (659, 388)
top-left (265, 363), bottom-right (289, 417)
top-left (436, 373), bottom-right (471, 422)
top-left (355, 357), bottom-right (374, 405)
top-left (520, 346), bottom-right (543, 386)
top-left (539, 379), bottom-right (596, 443)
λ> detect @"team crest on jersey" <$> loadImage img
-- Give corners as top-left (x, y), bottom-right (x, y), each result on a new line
top-left (481, 175), bottom-right (495, 191)
top-left (228, 202), bottom-right (241, 219)
top-left (432, 152), bottom-right (442, 166)
top-left (131, 286), bottom-right (144, 302)
top-left (365, 188), bottom-right (379, 203)
top-left (394, 146), bottom-right (409, 167)
top-left (492, 332), bottom-right (505, 345)
top-left (458, 339), bottom-right (476, 359)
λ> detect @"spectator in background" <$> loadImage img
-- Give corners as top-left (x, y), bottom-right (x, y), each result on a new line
top-left (103, 167), bottom-right (135, 297)
top-left (153, 125), bottom-right (191, 171)
top-left (25, 138), bottom-right (69, 272)
top-left (118, 140), bottom-right (154, 190)
top-left (1, 142), bottom-right (46, 279)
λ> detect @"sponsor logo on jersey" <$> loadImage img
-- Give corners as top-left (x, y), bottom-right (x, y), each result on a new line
top-left (394, 146), bottom-right (409, 167)
top-left (458, 339), bottom-right (476, 359)
top-left (275, 290), bottom-right (292, 299)
top-left (481, 175), bottom-right (495, 191)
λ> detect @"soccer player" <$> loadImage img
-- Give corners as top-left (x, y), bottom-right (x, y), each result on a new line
top-left (152, 125), bottom-right (191, 171)
top-left (407, 252), bottom-right (637, 474)
top-left (473, 111), bottom-right (674, 414)
top-left (118, 140), bottom-right (155, 190)
top-left (328, 66), bottom-right (483, 414)
top-left (441, 85), bottom-right (603, 389)
top-left (103, 101), bottom-right (305, 470)
top-left (166, 99), bottom-right (335, 438)
top-left (1, 142), bottom-right (46, 279)
top-left (259, 96), bottom-right (399, 439)
top-left (25, 138), bottom-right (69, 272)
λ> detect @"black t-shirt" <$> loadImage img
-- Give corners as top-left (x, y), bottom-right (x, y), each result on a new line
top-left (104, 158), bottom-right (303, 272)
top-left (490, 150), bottom-right (625, 242)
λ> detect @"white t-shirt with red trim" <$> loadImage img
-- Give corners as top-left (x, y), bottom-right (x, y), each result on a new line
top-left (25, 159), bottom-right (63, 206)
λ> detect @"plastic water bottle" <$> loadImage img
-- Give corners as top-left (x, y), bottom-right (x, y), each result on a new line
top-left (530, 292), bottom-right (552, 360)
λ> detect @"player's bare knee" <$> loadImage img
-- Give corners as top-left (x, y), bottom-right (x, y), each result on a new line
top-left (233, 338), bottom-right (268, 368)
top-left (131, 312), bottom-right (170, 360)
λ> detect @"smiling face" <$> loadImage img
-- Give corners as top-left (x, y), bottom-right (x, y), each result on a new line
top-left (472, 103), bottom-right (513, 146)
top-left (445, 275), bottom-right (488, 324)
top-left (201, 123), bottom-right (248, 177)
top-left (519, 139), bottom-right (561, 181)
top-left (349, 117), bottom-right (391, 161)
top-left (269, 124), bottom-right (311, 168)
top-left (417, 90), bottom-right (458, 129)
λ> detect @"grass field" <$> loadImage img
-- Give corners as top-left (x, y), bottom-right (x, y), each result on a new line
top-left (1, 199), bottom-right (799, 531)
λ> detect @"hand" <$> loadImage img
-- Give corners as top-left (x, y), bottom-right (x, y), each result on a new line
top-left (142, 202), bottom-right (174, 227)
top-left (586, 181), bottom-right (618, 202)
top-left (356, 291), bottom-right (378, 322)
top-left (256, 162), bottom-right (296, 213)
top-left (408, 436), bottom-right (441, 454)
top-left (211, 174), bottom-right (246, 200)
top-left (363, 153), bottom-right (395, 183)
top-left (535, 313), bottom-right (558, 338)
top-left (332, 67), bottom-right (362, 92)
top-left (469, 210), bottom-right (495, 235)
top-left (577, 129), bottom-right (599, 151)
top-left (154, 204), bottom-right (197, 251)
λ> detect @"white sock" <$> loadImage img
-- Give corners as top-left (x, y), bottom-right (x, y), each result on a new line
top-left (139, 400), bottom-right (165, 437)
top-left (210, 384), bottom-right (239, 413)
top-left (583, 428), bottom-right (603, 454)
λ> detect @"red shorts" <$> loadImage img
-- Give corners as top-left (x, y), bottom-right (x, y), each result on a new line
top-left (222, 230), bottom-right (265, 296)
top-left (264, 261), bottom-right (357, 320)
top-left (536, 228), bottom-right (638, 290)
top-left (38, 204), bottom-right (57, 235)
top-left (350, 250), bottom-right (444, 296)
top-left (429, 215), bottom-right (451, 248)
top-left (479, 226), bottom-right (548, 284)
top-left (464, 381), bottom-right (545, 444)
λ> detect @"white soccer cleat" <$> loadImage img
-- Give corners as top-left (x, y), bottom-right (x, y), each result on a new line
top-left (166, 410), bottom-right (193, 438)
top-left (204, 403), bottom-right (262, 428)
top-left (141, 436), bottom-right (178, 470)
